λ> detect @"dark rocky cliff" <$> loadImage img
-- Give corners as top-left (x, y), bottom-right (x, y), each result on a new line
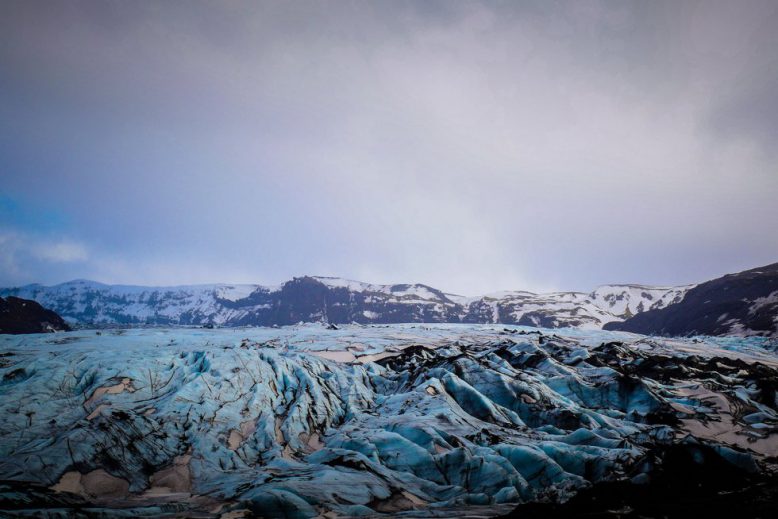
top-left (0, 296), bottom-right (72, 334)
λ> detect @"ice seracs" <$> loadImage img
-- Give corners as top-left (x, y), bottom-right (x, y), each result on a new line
top-left (1, 324), bottom-right (776, 517)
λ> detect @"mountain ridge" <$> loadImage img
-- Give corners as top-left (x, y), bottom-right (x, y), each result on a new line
top-left (0, 275), bottom-right (691, 330)
top-left (605, 262), bottom-right (778, 337)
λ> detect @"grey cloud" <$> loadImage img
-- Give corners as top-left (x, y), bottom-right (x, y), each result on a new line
top-left (0, 1), bottom-right (776, 294)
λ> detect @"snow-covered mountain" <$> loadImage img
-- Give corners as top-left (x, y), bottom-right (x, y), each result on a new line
top-left (606, 262), bottom-right (778, 337)
top-left (459, 284), bottom-right (689, 329)
top-left (0, 276), bottom-right (690, 329)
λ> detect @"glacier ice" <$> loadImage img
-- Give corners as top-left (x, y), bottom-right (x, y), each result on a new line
top-left (0, 324), bottom-right (776, 517)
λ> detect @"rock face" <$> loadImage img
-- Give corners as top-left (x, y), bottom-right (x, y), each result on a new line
top-left (0, 325), bottom-right (775, 517)
top-left (0, 296), bottom-right (71, 334)
top-left (0, 277), bottom-right (689, 330)
top-left (605, 263), bottom-right (778, 337)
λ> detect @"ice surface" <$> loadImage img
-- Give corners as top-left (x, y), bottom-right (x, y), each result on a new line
top-left (0, 324), bottom-right (776, 517)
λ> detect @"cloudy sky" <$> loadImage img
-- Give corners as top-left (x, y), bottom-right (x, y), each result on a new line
top-left (1, 0), bottom-right (777, 295)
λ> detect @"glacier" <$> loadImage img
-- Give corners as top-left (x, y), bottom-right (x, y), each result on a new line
top-left (0, 324), bottom-right (776, 517)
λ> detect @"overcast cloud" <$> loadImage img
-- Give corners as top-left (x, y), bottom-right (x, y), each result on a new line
top-left (1, 0), bottom-right (777, 295)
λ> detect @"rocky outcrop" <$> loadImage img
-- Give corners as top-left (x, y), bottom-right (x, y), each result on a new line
top-left (0, 296), bottom-right (71, 334)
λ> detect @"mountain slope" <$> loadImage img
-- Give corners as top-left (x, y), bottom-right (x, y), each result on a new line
top-left (461, 284), bottom-right (688, 329)
top-left (0, 296), bottom-right (71, 334)
top-left (605, 263), bottom-right (778, 337)
top-left (0, 277), bottom-right (689, 330)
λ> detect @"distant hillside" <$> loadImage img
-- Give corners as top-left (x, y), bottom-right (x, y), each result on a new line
top-left (0, 296), bottom-right (72, 334)
top-left (0, 276), bottom-right (688, 330)
top-left (605, 263), bottom-right (778, 337)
